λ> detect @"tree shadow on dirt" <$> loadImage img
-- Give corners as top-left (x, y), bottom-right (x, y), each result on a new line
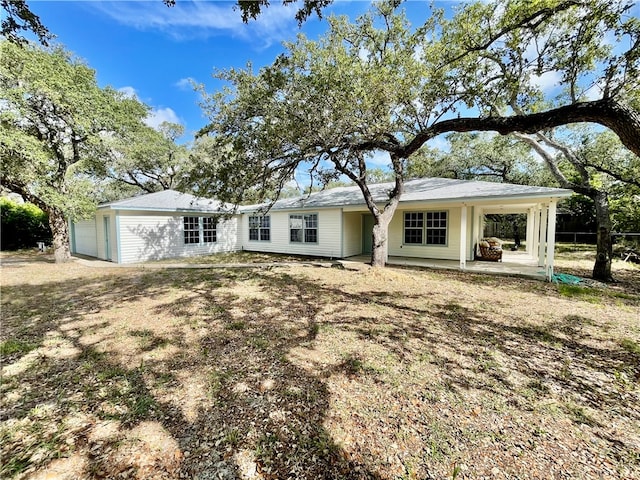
top-left (1, 266), bottom-right (383, 479)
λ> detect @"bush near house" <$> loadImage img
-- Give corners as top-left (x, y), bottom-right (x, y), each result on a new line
top-left (0, 198), bottom-right (52, 250)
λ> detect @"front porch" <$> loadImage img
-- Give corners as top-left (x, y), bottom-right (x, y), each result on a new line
top-left (342, 250), bottom-right (546, 281)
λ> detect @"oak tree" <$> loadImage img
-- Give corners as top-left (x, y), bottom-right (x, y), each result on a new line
top-left (198, 0), bottom-right (639, 267)
top-left (0, 41), bottom-right (149, 262)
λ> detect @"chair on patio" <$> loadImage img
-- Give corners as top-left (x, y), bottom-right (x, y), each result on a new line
top-left (476, 237), bottom-right (503, 262)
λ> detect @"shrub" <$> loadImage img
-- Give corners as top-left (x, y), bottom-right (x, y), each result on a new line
top-left (0, 198), bottom-right (52, 250)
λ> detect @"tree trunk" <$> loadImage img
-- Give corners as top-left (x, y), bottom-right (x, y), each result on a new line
top-left (371, 216), bottom-right (391, 267)
top-left (48, 208), bottom-right (71, 263)
top-left (592, 191), bottom-right (613, 281)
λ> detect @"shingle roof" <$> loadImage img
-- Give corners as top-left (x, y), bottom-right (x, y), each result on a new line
top-left (242, 177), bottom-right (573, 212)
top-left (99, 190), bottom-right (229, 213)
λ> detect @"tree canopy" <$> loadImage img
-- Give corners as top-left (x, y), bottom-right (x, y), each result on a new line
top-left (103, 121), bottom-right (193, 194)
top-left (197, 0), bottom-right (640, 266)
top-left (407, 133), bottom-right (555, 187)
top-left (0, 41), bottom-right (150, 261)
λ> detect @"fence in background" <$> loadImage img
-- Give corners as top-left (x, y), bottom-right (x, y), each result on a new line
top-left (555, 232), bottom-right (640, 245)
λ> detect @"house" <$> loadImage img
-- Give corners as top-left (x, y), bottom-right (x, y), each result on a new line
top-left (70, 178), bottom-right (573, 279)
top-left (70, 190), bottom-right (240, 264)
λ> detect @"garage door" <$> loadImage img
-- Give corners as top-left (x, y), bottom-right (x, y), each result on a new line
top-left (72, 219), bottom-right (98, 257)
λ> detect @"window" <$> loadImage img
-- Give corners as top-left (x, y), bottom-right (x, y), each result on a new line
top-left (249, 215), bottom-right (270, 241)
top-left (403, 211), bottom-right (447, 246)
top-left (184, 217), bottom-right (200, 244)
top-left (404, 212), bottom-right (423, 244)
top-left (184, 216), bottom-right (217, 244)
top-left (290, 213), bottom-right (318, 243)
top-left (426, 211), bottom-right (447, 245)
top-left (202, 217), bottom-right (217, 243)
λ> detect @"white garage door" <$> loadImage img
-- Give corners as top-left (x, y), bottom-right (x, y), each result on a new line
top-left (73, 219), bottom-right (98, 257)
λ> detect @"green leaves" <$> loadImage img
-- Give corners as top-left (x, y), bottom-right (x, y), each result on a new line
top-left (0, 41), bottom-right (152, 259)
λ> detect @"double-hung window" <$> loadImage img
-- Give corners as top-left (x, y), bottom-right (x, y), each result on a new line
top-left (403, 211), bottom-right (447, 246)
top-left (425, 211), bottom-right (447, 245)
top-left (183, 216), bottom-right (217, 244)
top-left (202, 217), bottom-right (217, 243)
top-left (183, 217), bottom-right (200, 244)
top-left (290, 213), bottom-right (318, 243)
top-left (249, 215), bottom-right (270, 241)
top-left (404, 212), bottom-right (424, 244)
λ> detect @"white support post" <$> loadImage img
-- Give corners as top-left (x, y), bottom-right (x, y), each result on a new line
top-left (460, 205), bottom-right (468, 270)
top-left (532, 206), bottom-right (540, 261)
top-left (472, 207), bottom-right (482, 260)
top-left (546, 200), bottom-right (558, 281)
top-left (538, 205), bottom-right (548, 267)
top-left (526, 207), bottom-right (535, 255)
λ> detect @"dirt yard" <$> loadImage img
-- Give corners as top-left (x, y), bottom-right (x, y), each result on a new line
top-left (1, 250), bottom-right (639, 479)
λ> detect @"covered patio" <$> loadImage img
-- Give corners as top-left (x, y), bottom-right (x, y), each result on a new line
top-left (464, 200), bottom-right (559, 281)
top-left (342, 250), bottom-right (547, 280)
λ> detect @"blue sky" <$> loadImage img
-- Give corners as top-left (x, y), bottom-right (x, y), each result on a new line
top-left (26, 1), bottom-right (441, 143)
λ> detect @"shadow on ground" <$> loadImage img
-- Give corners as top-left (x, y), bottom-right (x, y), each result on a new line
top-left (1, 260), bottom-right (639, 479)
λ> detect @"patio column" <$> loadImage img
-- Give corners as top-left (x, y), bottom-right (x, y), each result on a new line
top-left (538, 204), bottom-right (548, 267)
top-left (545, 200), bottom-right (558, 281)
top-left (532, 206), bottom-right (540, 261)
top-left (526, 207), bottom-right (535, 255)
top-left (472, 206), bottom-right (481, 259)
top-left (460, 205), bottom-right (468, 270)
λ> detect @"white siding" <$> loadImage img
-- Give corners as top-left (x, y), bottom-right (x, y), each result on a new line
top-left (72, 219), bottom-right (97, 257)
top-left (342, 212), bottom-right (363, 257)
top-left (116, 211), bottom-right (240, 264)
top-left (388, 206), bottom-right (462, 260)
top-left (241, 209), bottom-right (342, 258)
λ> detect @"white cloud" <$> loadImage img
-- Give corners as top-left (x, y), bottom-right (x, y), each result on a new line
top-left (175, 77), bottom-right (196, 91)
top-left (89, 1), bottom-right (299, 47)
top-left (118, 86), bottom-right (139, 99)
top-left (145, 107), bottom-right (182, 129)
top-left (530, 70), bottom-right (562, 94)
top-left (365, 150), bottom-right (391, 168)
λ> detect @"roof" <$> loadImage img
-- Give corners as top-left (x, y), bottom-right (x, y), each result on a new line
top-left (241, 177), bottom-right (573, 212)
top-left (99, 190), bottom-right (229, 213)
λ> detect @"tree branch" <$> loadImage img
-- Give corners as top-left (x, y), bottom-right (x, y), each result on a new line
top-left (400, 98), bottom-right (640, 159)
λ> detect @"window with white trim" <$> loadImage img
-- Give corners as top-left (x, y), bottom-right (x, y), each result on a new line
top-left (403, 211), bottom-right (447, 245)
top-left (184, 217), bottom-right (200, 244)
top-left (290, 213), bottom-right (318, 243)
top-left (249, 215), bottom-right (270, 241)
top-left (404, 212), bottom-right (423, 244)
top-left (184, 216), bottom-right (217, 244)
top-left (426, 211), bottom-right (447, 245)
top-left (202, 217), bottom-right (217, 243)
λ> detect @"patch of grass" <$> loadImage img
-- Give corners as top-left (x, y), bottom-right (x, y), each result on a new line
top-left (620, 338), bottom-right (640, 355)
top-left (208, 369), bottom-right (231, 397)
top-left (129, 329), bottom-right (169, 351)
top-left (96, 364), bottom-right (129, 381)
top-left (563, 402), bottom-right (598, 426)
top-left (225, 320), bottom-right (246, 331)
top-left (129, 393), bottom-right (156, 419)
top-left (0, 454), bottom-right (31, 478)
top-left (608, 291), bottom-right (638, 301)
top-left (0, 338), bottom-right (35, 356)
top-left (475, 351), bottom-right (499, 373)
top-left (340, 353), bottom-right (381, 375)
top-left (224, 428), bottom-right (241, 447)
top-left (557, 284), bottom-right (601, 303)
top-left (250, 337), bottom-right (270, 350)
